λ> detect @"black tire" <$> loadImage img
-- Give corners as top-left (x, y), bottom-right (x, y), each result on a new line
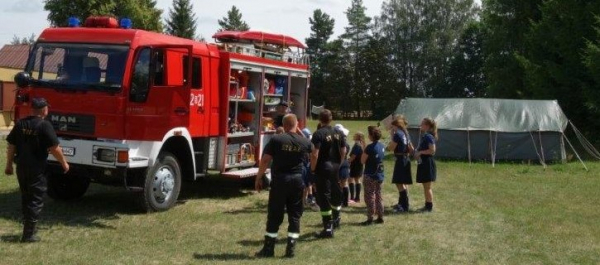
top-left (47, 172), bottom-right (90, 201)
top-left (137, 152), bottom-right (182, 212)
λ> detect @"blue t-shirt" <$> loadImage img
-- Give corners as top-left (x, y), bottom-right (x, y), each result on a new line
top-left (418, 133), bottom-right (436, 152)
top-left (392, 130), bottom-right (409, 154)
top-left (364, 141), bottom-right (385, 181)
top-left (340, 142), bottom-right (350, 169)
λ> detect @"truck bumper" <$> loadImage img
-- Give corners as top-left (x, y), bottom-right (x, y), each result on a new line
top-left (49, 138), bottom-right (150, 169)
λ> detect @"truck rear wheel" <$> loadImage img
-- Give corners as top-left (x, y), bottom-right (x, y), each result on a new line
top-left (138, 152), bottom-right (182, 212)
top-left (47, 172), bottom-right (90, 201)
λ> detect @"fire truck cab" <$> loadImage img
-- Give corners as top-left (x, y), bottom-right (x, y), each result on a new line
top-left (13, 17), bottom-right (310, 212)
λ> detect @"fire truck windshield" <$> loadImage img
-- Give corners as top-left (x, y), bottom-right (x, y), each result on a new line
top-left (26, 43), bottom-right (129, 92)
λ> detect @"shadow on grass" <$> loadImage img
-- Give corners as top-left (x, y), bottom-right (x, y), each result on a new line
top-left (193, 253), bottom-right (255, 261)
top-left (0, 235), bottom-right (21, 243)
top-left (0, 175), bottom-right (253, 232)
top-left (178, 175), bottom-right (254, 201)
top-left (237, 232), bottom-right (319, 247)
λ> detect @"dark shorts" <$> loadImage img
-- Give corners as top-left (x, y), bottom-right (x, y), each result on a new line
top-left (392, 156), bottom-right (412, 184)
top-left (349, 162), bottom-right (364, 178)
top-left (339, 161), bottom-right (350, 180)
top-left (416, 156), bottom-right (436, 183)
top-left (301, 165), bottom-right (314, 186)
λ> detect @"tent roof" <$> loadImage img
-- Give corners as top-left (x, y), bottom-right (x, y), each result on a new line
top-left (393, 98), bottom-right (568, 132)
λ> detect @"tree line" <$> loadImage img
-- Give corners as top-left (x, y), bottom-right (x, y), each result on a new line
top-left (307, 0), bottom-right (600, 140)
top-left (12, 0), bottom-right (599, 139)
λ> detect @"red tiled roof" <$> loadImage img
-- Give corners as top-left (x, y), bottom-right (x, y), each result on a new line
top-left (0, 44), bottom-right (108, 74)
top-left (0, 44), bottom-right (30, 70)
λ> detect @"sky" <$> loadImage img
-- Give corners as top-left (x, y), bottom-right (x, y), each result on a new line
top-left (0, 0), bottom-right (481, 46)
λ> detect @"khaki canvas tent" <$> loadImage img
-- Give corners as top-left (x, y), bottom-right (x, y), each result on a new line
top-left (389, 98), bottom-right (576, 166)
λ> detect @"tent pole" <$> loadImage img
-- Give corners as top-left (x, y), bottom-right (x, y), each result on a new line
top-left (467, 129), bottom-right (472, 165)
top-left (489, 131), bottom-right (493, 167)
top-left (494, 131), bottom-right (498, 167)
top-left (530, 132), bottom-right (547, 169)
top-left (538, 131), bottom-right (546, 167)
top-left (563, 132), bottom-right (588, 171)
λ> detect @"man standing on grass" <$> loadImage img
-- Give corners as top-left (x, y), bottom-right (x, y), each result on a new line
top-left (255, 114), bottom-right (312, 258)
top-left (5, 98), bottom-right (70, 243)
top-left (310, 109), bottom-right (347, 238)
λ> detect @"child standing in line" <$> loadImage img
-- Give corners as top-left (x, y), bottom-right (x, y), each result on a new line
top-left (415, 118), bottom-right (438, 213)
top-left (360, 126), bottom-right (385, 225)
top-left (348, 132), bottom-right (365, 203)
top-left (334, 124), bottom-right (351, 207)
top-left (387, 116), bottom-right (414, 213)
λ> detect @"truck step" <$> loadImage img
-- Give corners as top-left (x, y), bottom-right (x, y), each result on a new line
top-left (194, 151), bottom-right (203, 155)
top-left (195, 173), bottom-right (206, 178)
top-left (221, 167), bottom-right (260, 179)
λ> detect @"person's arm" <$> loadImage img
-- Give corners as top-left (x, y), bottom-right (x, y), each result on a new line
top-left (419, 144), bottom-right (436, 156)
top-left (49, 145), bottom-right (69, 173)
top-left (5, 144), bottom-right (16, 175)
top-left (310, 146), bottom-right (319, 173)
top-left (255, 154), bottom-right (273, 192)
top-left (348, 154), bottom-right (357, 163)
top-left (361, 152), bottom-right (368, 165)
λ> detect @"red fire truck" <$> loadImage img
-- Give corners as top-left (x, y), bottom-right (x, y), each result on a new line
top-left (13, 17), bottom-right (310, 211)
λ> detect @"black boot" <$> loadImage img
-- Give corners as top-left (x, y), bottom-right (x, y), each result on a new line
top-left (401, 190), bottom-right (410, 212)
top-left (285, 237), bottom-right (297, 258)
top-left (255, 236), bottom-right (276, 257)
top-left (332, 209), bottom-right (341, 229)
top-left (21, 222), bottom-right (40, 243)
top-left (316, 217), bottom-right (334, 239)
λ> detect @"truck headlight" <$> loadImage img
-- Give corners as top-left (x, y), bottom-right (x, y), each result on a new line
top-left (96, 148), bottom-right (116, 162)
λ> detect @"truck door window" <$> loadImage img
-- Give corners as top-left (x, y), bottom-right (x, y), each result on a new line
top-left (153, 50), bottom-right (165, 86)
top-left (182, 56), bottom-right (201, 89)
top-left (129, 48), bottom-right (151, 102)
top-left (192, 57), bottom-right (202, 89)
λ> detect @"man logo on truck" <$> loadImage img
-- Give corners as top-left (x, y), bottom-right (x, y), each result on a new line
top-left (50, 115), bottom-right (77, 124)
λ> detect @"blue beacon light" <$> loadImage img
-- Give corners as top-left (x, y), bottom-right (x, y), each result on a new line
top-left (120, 18), bottom-right (132, 29)
top-left (68, 17), bottom-right (80, 27)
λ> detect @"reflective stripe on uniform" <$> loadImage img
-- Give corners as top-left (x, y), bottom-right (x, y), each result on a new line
top-left (288, 233), bottom-right (300, 239)
top-left (265, 232), bottom-right (278, 238)
top-left (320, 210), bottom-right (332, 216)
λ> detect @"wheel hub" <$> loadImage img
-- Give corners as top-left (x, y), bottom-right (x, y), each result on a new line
top-left (152, 166), bottom-right (175, 203)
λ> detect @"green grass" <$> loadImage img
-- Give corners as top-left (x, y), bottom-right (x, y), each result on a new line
top-left (1, 121), bottom-right (600, 264)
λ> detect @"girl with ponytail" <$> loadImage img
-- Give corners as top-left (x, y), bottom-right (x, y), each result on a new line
top-left (415, 118), bottom-right (438, 212)
top-left (387, 115), bottom-right (414, 213)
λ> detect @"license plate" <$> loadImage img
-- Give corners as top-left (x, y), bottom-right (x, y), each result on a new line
top-left (62, 147), bottom-right (75, 156)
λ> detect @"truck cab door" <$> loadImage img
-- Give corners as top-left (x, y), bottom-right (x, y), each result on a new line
top-left (126, 45), bottom-right (193, 140)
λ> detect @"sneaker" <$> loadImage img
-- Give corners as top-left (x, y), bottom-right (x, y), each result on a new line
top-left (417, 207), bottom-right (433, 213)
top-left (374, 218), bottom-right (384, 224)
top-left (392, 205), bottom-right (408, 214)
top-left (360, 219), bottom-right (373, 226)
top-left (348, 199), bottom-right (356, 204)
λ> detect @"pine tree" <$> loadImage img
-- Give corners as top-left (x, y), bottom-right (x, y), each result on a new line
top-left (306, 9), bottom-right (336, 112)
top-left (165, 0), bottom-right (197, 39)
top-left (218, 6), bottom-right (250, 31)
top-left (340, 0), bottom-right (371, 118)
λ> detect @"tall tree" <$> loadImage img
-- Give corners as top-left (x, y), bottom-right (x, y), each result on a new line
top-left (165, 0), bottom-right (197, 39)
top-left (218, 6), bottom-right (250, 31)
top-left (305, 9), bottom-right (336, 112)
top-left (521, 1), bottom-right (600, 137)
top-left (11, 34), bottom-right (36, 45)
top-left (341, 0), bottom-right (372, 118)
top-left (377, 0), bottom-right (478, 97)
top-left (43, 0), bottom-right (163, 32)
top-left (481, 0), bottom-right (543, 98)
top-left (435, 21), bottom-right (486, 98)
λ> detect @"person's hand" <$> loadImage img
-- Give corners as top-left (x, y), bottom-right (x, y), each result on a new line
top-left (5, 165), bottom-right (14, 176)
top-left (255, 177), bottom-right (263, 192)
top-left (61, 162), bottom-right (70, 174)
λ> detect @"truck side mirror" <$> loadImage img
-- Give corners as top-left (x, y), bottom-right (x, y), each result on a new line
top-left (14, 72), bottom-right (31, 88)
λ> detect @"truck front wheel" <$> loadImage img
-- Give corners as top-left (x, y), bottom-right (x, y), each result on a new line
top-left (138, 152), bottom-right (182, 212)
top-left (47, 172), bottom-right (90, 201)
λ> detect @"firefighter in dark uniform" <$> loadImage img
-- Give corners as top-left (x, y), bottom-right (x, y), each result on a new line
top-left (310, 109), bottom-right (347, 238)
top-left (255, 114), bottom-right (312, 258)
top-left (5, 98), bottom-right (70, 243)
top-left (273, 101), bottom-right (289, 128)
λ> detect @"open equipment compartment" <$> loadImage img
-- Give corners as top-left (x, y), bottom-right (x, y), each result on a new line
top-left (290, 72), bottom-right (309, 128)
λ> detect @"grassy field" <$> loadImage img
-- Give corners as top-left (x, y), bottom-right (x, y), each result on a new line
top-left (1, 120), bottom-right (599, 264)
